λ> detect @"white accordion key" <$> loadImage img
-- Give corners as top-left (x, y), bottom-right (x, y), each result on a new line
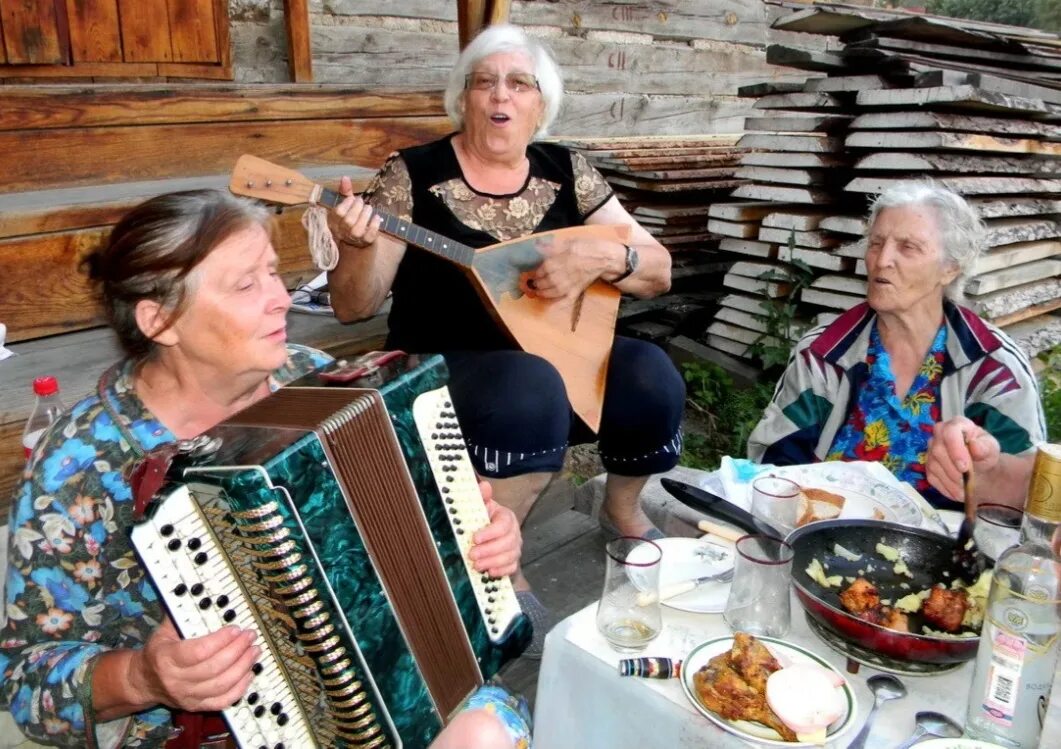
top-left (131, 485), bottom-right (314, 749)
top-left (412, 386), bottom-right (522, 643)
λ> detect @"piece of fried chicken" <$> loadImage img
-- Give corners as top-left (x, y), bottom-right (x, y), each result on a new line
top-left (693, 634), bottom-right (797, 741)
top-left (839, 577), bottom-right (880, 614)
top-left (922, 586), bottom-right (969, 633)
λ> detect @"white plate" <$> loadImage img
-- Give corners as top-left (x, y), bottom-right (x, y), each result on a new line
top-left (770, 463), bottom-right (924, 528)
top-left (681, 636), bottom-right (858, 747)
top-left (917, 741), bottom-right (1008, 749)
top-left (626, 537), bottom-right (734, 614)
top-left (937, 509), bottom-right (965, 538)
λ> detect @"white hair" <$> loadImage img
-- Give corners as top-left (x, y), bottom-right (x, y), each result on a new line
top-left (443, 24), bottom-right (563, 138)
top-left (864, 179), bottom-right (986, 302)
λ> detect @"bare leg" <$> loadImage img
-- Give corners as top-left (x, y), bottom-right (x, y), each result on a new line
top-left (600, 474), bottom-right (653, 537)
top-left (430, 708), bottom-right (515, 749)
top-left (487, 471), bottom-right (553, 591)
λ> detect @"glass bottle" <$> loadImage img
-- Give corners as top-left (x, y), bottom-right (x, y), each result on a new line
top-left (964, 443), bottom-right (1061, 748)
top-left (22, 375), bottom-right (66, 458)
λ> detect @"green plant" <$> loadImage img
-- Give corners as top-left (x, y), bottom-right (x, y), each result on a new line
top-left (1039, 345), bottom-right (1061, 441)
top-left (749, 232), bottom-right (815, 369)
top-left (679, 361), bottom-right (774, 470)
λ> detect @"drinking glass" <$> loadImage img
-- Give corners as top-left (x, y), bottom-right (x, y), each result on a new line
top-left (973, 503), bottom-right (1023, 563)
top-left (723, 534), bottom-right (794, 637)
top-left (596, 537), bottom-right (663, 653)
top-left (751, 476), bottom-right (801, 536)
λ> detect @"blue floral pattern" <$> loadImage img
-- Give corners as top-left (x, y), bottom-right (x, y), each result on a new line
top-left (1, 344), bottom-right (330, 747)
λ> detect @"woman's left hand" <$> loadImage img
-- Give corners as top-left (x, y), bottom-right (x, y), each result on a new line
top-left (522, 238), bottom-right (609, 302)
top-left (469, 481), bottom-right (522, 578)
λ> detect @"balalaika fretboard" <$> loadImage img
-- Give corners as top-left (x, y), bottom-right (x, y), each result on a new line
top-left (131, 355), bottom-right (531, 748)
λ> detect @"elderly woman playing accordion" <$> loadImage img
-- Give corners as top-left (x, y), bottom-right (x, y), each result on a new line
top-left (1, 189), bottom-right (529, 748)
top-left (748, 180), bottom-right (1045, 511)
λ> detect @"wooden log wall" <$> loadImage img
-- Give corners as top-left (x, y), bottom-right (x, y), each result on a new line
top-left (229, 0), bottom-right (829, 136)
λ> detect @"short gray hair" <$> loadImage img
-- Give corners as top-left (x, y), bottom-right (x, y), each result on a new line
top-left (444, 24), bottom-right (563, 138)
top-left (865, 180), bottom-right (986, 302)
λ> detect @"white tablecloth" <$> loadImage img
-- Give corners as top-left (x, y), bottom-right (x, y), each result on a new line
top-left (533, 598), bottom-right (1061, 749)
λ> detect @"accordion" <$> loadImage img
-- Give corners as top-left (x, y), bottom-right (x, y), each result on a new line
top-left (130, 353), bottom-right (531, 749)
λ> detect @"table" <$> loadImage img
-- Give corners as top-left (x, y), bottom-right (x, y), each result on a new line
top-left (533, 596), bottom-right (1061, 749)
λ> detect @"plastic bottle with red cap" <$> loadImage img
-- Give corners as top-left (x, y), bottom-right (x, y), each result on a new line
top-left (22, 376), bottom-right (67, 459)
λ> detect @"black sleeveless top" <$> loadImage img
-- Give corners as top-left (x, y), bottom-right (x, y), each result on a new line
top-left (383, 135), bottom-right (606, 352)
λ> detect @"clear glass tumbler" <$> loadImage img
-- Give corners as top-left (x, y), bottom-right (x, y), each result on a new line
top-left (751, 476), bottom-right (801, 536)
top-left (973, 502), bottom-right (1022, 563)
top-left (723, 534), bottom-right (794, 637)
top-left (596, 536), bottom-right (663, 653)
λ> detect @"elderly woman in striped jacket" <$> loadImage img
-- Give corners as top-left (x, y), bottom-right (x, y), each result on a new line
top-left (747, 180), bottom-right (1044, 512)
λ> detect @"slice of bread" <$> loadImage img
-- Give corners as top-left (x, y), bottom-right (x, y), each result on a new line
top-left (796, 487), bottom-right (846, 527)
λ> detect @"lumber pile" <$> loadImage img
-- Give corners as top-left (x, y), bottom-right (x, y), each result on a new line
top-left (557, 135), bottom-right (747, 343)
top-left (704, 1), bottom-right (1061, 365)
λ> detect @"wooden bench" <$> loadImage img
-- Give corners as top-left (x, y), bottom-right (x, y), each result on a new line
top-left (0, 84), bottom-right (452, 511)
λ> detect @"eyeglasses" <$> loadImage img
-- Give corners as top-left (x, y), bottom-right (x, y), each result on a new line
top-left (465, 71), bottom-right (540, 94)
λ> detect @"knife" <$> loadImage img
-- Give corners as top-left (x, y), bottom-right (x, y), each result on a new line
top-left (660, 477), bottom-right (781, 537)
top-left (636, 568), bottom-right (736, 607)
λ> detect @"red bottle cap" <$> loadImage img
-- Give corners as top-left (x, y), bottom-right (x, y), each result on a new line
top-left (33, 376), bottom-right (59, 396)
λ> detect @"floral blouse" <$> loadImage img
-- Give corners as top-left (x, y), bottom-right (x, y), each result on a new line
top-left (827, 321), bottom-right (947, 493)
top-left (1, 345), bottom-right (331, 748)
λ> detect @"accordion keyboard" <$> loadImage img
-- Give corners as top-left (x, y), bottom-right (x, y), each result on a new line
top-left (131, 484), bottom-right (315, 749)
top-left (412, 387), bottom-right (522, 642)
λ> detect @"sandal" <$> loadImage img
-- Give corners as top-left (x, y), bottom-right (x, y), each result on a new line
top-left (598, 509), bottom-right (665, 542)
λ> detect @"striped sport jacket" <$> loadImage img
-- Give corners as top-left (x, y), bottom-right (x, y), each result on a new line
top-left (747, 301), bottom-right (1045, 508)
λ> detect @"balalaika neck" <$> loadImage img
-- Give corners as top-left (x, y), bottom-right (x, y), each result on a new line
top-left (318, 186), bottom-right (476, 268)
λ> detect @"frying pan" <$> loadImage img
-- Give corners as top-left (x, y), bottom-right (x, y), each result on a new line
top-left (786, 519), bottom-right (981, 665)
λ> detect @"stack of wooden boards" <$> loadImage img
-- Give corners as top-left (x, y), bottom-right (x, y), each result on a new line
top-left (556, 135), bottom-right (747, 342)
top-left (705, 1), bottom-right (1061, 365)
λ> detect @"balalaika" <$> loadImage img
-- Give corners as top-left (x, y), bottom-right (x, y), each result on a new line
top-left (129, 354), bottom-right (532, 748)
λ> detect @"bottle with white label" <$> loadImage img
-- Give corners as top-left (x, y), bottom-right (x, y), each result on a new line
top-left (964, 444), bottom-right (1061, 748)
top-left (21, 376), bottom-right (67, 459)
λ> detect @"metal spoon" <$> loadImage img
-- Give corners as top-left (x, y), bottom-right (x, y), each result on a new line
top-left (846, 674), bottom-right (908, 749)
top-left (894, 711), bottom-right (964, 749)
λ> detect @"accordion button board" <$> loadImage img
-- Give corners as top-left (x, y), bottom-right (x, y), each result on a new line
top-left (412, 387), bottom-right (521, 642)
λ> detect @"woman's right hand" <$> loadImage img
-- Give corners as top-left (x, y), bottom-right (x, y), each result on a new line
top-left (326, 175), bottom-right (383, 249)
top-left (132, 617), bottom-right (260, 712)
top-left (925, 416), bottom-right (1001, 502)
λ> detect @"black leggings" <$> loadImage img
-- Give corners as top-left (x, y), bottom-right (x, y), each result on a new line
top-left (443, 337), bottom-right (686, 478)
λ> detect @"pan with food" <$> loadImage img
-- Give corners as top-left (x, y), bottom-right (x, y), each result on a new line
top-left (787, 519), bottom-right (986, 665)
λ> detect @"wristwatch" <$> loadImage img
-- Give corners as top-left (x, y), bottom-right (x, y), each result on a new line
top-left (614, 244), bottom-right (639, 283)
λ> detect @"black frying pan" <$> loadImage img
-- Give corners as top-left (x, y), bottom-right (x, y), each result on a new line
top-left (786, 519), bottom-right (981, 664)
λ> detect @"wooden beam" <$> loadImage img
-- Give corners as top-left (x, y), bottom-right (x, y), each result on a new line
top-left (458, 0), bottom-right (486, 50)
top-left (284, 0), bottom-right (313, 82)
top-left (64, 0), bottom-right (122, 63)
top-left (486, 0), bottom-right (510, 25)
top-left (1, 0), bottom-right (67, 63)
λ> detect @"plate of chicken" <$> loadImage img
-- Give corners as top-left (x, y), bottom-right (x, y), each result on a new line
top-left (787, 519), bottom-right (988, 665)
top-left (681, 632), bottom-right (857, 746)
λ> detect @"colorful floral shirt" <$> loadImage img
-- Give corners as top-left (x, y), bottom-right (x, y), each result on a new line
top-left (1, 345), bottom-right (331, 748)
top-left (826, 321), bottom-right (947, 494)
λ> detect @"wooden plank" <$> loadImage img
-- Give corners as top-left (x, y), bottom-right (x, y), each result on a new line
top-left (633, 203), bottom-right (713, 219)
top-left (779, 245), bottom-right (852, 271)
top-left (729, 260), bottom-right (793, 280)
top-left (707, 218), bottom-right (760, 239)
top-left (762, 212), bottom-right (825, 231)
top-left (740, 151), bottom-right (846, 168)
top-left (811, 275), bottom-right (867, 295)
top-left (721, 293), bottom-right (785, 315)
top-left (118, 0), bottom-right (172, 62)
top-left (593, 153), bottom-right (741, 170)
top-left (605, 175), bottom-right (745, 193)
top-left (851, 35), bottom-right (1061, 74)
top-left (719, 238), bottom-right (778, 259)
top-left (0, 60), bottom-right (159, 77)
top-left (0, 165), bottom-right (374, 239)
top-left (971, 198), bottom-right (1061, 219)
top-left (735, 166), bottom-right (826, 186)
top-left (0, 86), bottom-right (445, 130)
top-left (743, 115), bottom-right (852, 132)
top-left (0, 209), bottom-right (337, 341)
top-left (708, 202), bottom-right (783, 222)
top-left (819, 215), bottom-right (866, 236)
top-left (803, 74), bottom-right (892, 92)
top-left (968, 278), bottom-right (1061, 320)
top-left (600, 165), bottom-right (738, 181)
top-left (845, 176), bottom-right (1061, 196)
top-left (854, 152), bottom-right (1061, 176)
top-left (706, 333), bottom-right (753, 359)
top-left (766, 44), bottom-right (847, 73)
top-left (0, 116), bottom-right (450, 193)
top-left (737, 133), bottom-right (842, 153)
top-left (284, 0), bottom-right (313, 82)
top-left (732, 183), bottom-right (832, 204)
top-left (168, 0), bottom-right (217, 62)
top-left (974, 240), bottom-right (1061, 275)
top-left (0, 10), bottom-right (5, 63)
top-left (1, 0), bottom-right (65, 63)
top-left (555, 92), bottom-right (751, 137)
top-left (769, 5), bottom-right (1057, 41)
top-left (760, 227), bottom-right (838, 249)
top-left (753, 92), bottom-right (845, 111)
top-left (856, 86), bottom-right (1061, 119)
top-left (992, 299), bottom-right (1061, 328)
top-left (708, 321), bottom-right (790, 350)
top-left (847, 131), bottom-right (1061, 156)
top-left (849, 111), bottom-right (1061, 139)
top-left (65, 0), bottom-right (121, 62)
top-left (910, 68), bottom-right (1061, 107)
top-left (738, 81), bottom-right (807, 97)
top-left (801, 287), bottom-right (863, 311)
top-left (986, 219), bottom-right (1061, 247)
top-left (965, 258), bottom-right (1061, 295)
